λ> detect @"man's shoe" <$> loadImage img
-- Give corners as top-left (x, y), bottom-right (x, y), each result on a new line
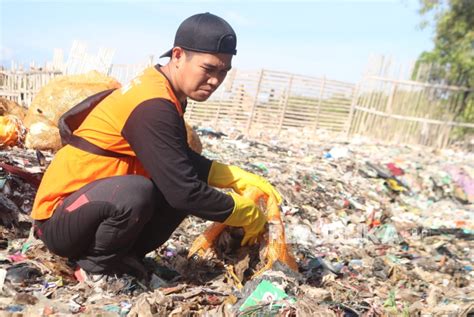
top-left (120, 255), bottom-right (149, 280)
top-left (74, 267), bottom-right (146, 295)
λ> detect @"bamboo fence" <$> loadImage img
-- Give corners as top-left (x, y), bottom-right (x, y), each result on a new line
top-left (349, 55), bottom-right (474, 148)
top-left (0, 69), bottom-right (61, 106)
top-left (1, 53), bottom-right (473, 149)
top-left (185, 69), bottom-right (355, 136)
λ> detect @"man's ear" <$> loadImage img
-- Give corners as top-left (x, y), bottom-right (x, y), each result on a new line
top-left (171, 47), bottom-right (184, 62)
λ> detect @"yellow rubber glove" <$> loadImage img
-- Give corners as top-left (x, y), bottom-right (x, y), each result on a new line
top-left (224, 193), bottom-right (266, 246)
top-left (208, 162), bottom-right (282, 204)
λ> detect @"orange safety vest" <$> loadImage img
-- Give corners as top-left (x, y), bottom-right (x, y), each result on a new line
top-left (31, 66), bottom-right (184, 220)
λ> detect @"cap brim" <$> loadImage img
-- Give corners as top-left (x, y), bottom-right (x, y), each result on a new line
top-left (160, 49), bottom-right (173, 58)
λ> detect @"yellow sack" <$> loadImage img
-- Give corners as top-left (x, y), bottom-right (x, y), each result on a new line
top-left (24, 71), bottom-right (121, 151)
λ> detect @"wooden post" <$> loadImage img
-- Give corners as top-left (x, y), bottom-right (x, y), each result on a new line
top-left (187, 101), bottom-right (194, 122)
top-left (345, 83), bottom-right (359, 137)
top-left (214, 86), bottom-right (226, 127)
top-left (353, 83), bottom-right (363, 135)
top-left (372, 56), bottom-right (391, 140)
top-left (314, 76), bottom-right (326, 131)
top-left (277, 75), bottom-right (293, 135)
top-left (386, 83), bottom-right (397, 114)
top-left (359, 55), bottom-right (380, 135)
top-left (245, 69), bottom-right (264, 136)
top-left (383, 82), bottom-right (397, 141)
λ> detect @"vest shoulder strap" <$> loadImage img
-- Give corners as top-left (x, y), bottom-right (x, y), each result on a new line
top-left (58, 89), bottom-right (129, 158)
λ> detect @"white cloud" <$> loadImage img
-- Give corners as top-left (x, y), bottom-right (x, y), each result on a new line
top-left (0, 47), bottom-right (14, 61)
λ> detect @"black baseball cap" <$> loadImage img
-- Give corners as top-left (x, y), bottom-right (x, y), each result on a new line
top-left (160, 12), bottom-right (237, 58)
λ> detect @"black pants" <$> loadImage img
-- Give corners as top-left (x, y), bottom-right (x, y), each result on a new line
top-left (34, 175), bottom-right (187, 274)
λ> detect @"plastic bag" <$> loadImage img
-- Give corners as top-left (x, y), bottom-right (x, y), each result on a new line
top-left (188, 186), bottom-right (298, 277)
top-left (0, 115), bottom-right (26, 148)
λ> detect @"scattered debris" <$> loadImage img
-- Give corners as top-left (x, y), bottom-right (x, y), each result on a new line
top-left (0, 129), bottom-right (473, 316)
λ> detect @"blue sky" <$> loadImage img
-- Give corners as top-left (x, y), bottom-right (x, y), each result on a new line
top-left (0, 0), bottom-right (435, 82)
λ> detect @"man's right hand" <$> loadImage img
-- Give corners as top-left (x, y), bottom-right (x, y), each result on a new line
top-left (223, 193), bottom-right (266, 246)
top-left (208, 162), bottom-right (282, 205)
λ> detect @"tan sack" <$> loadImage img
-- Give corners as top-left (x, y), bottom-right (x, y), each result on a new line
top-left (24, 71), bottom-right (121, 151)
top-left (0, 98), bottom-right (27, 120)
top-left (25, 122), bottom-right (62, 151)
top-left (185, 121), bottom-right (202, 154)
top-left (24, 71), bottom-right (121, 128)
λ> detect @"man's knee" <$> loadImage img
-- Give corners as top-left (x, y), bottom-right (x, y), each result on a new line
top-left (118, 175), bottom-right (158, 219)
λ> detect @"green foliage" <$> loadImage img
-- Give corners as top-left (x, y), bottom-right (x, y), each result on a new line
top-left (417, 0), bottom-right (474, 139)
top-left (417, 0), bottom-right (474, 88)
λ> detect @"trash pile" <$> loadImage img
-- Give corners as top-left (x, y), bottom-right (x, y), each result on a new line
top-left (0, 125), bottom-right (472, 316)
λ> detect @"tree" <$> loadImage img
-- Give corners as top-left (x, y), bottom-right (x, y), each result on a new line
top-left (417, 0), bottom-right (474, 121)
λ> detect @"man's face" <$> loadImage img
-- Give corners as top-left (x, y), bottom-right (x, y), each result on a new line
top-left (175, 50), bottom-right (233, 102)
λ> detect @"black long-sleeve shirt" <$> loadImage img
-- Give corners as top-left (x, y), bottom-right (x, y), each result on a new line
top-left (121, 98), bottom-right (234, 222)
